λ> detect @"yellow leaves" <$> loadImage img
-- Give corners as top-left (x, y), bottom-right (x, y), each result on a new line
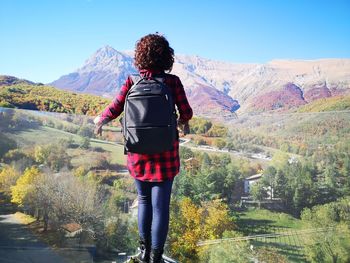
top-left (1, 83), bottom-right (110, 116)
top-left (10, 166), bottom-right (41, 206)
top-left (169, 198), bottom-right (202, 259)
top-left (74, 166), bottom-right (87, 177)
top-left (34, 145), bottom-right (49, 164)
top-left (202, 199), bottom-right (235, 240)
top-left (180, 197), bottom-right (203, 245)
top-left (181, 198), bottom-right (203, 226)
top-left (169, 198), bottom-right (236, 262)
top-left (0, 165), bottom-right (19, 194)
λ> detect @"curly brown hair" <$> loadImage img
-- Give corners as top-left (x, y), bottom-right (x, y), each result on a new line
top-left (134, 34), bottom-right (174, 72)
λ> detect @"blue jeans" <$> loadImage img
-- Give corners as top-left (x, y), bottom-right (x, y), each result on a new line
top-left (134, 179), bottom-right (173, 250)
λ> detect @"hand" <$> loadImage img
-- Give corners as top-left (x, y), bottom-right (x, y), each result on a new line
top-left (94, 116), bottom-right (105, 136)
top-left (94, 124), bottom-right (103, 136)
top-left (93, 116), bottom-right (101, 125)
top-left (183, 123), bottom-right (190, 135)
top-left (178, 119), bottom-right (190, 136)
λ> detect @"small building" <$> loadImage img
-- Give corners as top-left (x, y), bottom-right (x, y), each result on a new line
top-left (242, 173), bottom-right (282, 209)
top-left (244, 173), bottom-right (275, 199)
top-left (244, 173), bottom-right (263, 194)
top-left (61, 223), bottom-right (83, 238)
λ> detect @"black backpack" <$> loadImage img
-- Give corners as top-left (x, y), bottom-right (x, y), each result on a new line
top-left (122, 74), bottom-right (177, 154)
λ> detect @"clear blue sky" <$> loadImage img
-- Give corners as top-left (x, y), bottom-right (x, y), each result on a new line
top-left (1, 0), bottom-right (349, 83)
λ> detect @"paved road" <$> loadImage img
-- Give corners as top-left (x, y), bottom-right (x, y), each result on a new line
top-left (0, 200), bottom-right (69, 263)
top-left (0, 194), bottom-right (94, 263)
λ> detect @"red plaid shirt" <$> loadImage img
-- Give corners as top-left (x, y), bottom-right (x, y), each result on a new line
top-left (100, 69), bottom-right (193, 182)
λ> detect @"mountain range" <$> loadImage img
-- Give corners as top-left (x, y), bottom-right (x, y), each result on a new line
top-left (50, 46), bottom-right (350, 116)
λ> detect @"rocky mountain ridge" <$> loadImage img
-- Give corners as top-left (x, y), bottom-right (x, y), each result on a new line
top-left (50, 46), bottom-right (350, 115)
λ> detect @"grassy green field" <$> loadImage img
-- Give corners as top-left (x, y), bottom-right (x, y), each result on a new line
top-left (6, 126), bottom-right (79, 146)
top-left (236, 209), bottom-right (308, 262)
top-left (5, 126), bottom-right (126, 166)
top-left (90, 138), bottom-right (126, 165)
top-left (237, 209), bottom-right (306, 233)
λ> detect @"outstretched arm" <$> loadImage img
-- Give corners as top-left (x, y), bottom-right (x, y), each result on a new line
top-left (94, 76), bottom-right (133, 135)
top-left (173, 76), bottom-right (193, 135)
top-left (174, 76), bottom-right (193, 122)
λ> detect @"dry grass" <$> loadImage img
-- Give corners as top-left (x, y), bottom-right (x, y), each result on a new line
top-left (14, 212), bottom-right (36, 225)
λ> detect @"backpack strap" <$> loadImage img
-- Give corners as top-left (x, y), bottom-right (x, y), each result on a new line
top-left (153, 77), bottom-right (165, 84)
top-left (123, 74), bottom-right (145, 154)
top-left (130, 72), bottom-right (166, 84)
top-left (129, 74), bottom-right (142, 85)
top-left (153, 72), bottom-right (166, 83)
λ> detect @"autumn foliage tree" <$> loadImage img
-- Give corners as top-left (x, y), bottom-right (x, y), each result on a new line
top-left (34, 144), bottom-right (71, 171)
top-left (10, 166), bottom-right (41, 207)
top-left (0, 165), bottom-right (20, 196)
top-left (168, 198), bottom-right (235, 262)
top-left (0, 83), bottom-right (109, 115)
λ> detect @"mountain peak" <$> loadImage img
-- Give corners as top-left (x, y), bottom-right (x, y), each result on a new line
top-left (77, 46), bottom-right (135, 74)
top-left (50, 46), bottom-right (137, 95)
top-left (94, 45), bottom-right (119, 58)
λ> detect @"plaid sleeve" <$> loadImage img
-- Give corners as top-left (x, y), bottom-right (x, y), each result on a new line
top-left (174, 76), bottom-right (193, 122)
top-left (99, 76), bottom-right (133, 122)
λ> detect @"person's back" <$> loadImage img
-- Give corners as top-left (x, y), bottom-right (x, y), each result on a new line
top-left (94, 33), bottom-right (193, 263)
top-left (122, 73), bottom-right (177, 154)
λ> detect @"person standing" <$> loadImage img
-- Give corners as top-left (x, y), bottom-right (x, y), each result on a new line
top-left (94, 33), bottom-right (193, 263)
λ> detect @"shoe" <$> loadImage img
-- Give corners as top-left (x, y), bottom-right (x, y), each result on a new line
top-left (131, 237), bottom-right (150, 263)
top-left (150, 248), bottom-right (164, 263)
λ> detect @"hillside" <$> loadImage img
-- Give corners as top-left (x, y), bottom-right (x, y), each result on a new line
top-left (0, 75), bottom-right (39, 87)
top-left (297, 95), bottom-right (350, 112)
top-left (0, 76), bottom-right (109, 115)
top-left (50, 46), bottom-right (350, 114)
